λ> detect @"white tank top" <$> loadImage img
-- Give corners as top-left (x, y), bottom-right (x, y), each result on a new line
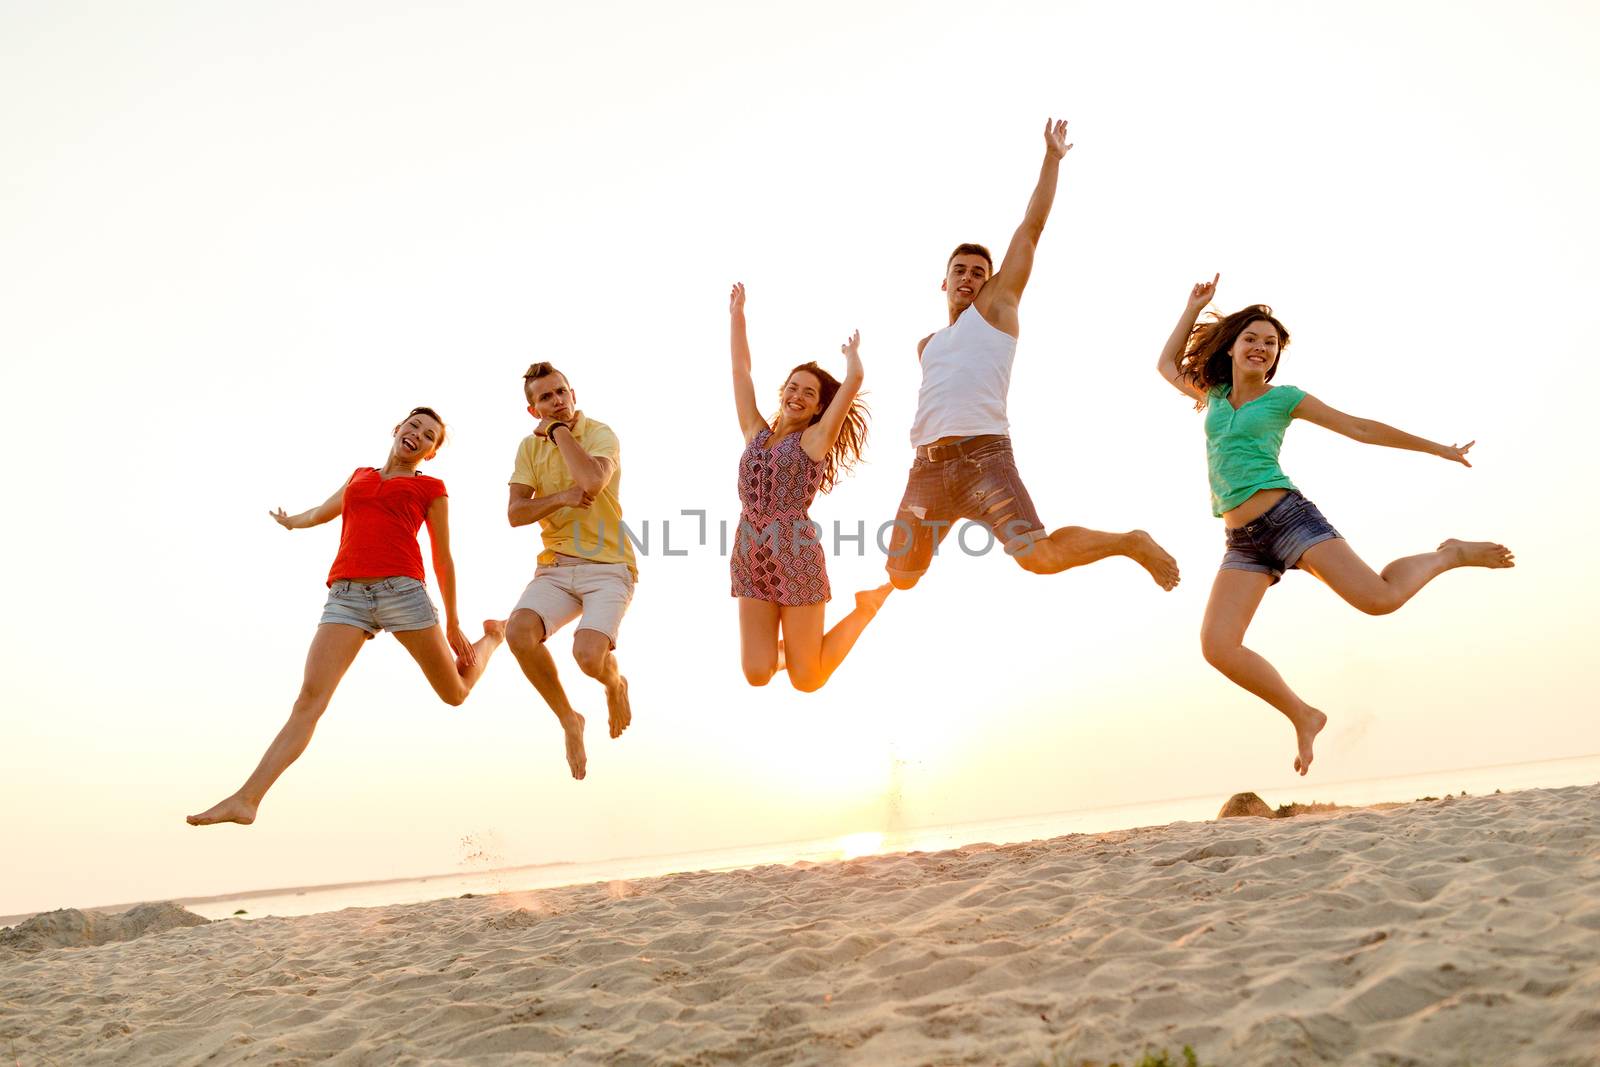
top-left (908, 305), bottom-right (1018, 447)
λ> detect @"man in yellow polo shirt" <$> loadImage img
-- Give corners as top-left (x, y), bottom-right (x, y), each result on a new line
top-left (505, 362), bottom-right (637, 781)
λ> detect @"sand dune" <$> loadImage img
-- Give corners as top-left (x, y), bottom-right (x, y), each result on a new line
top-left (3, 783), bottom-right (1598, 1065)
top-left (0, 901), bottom-right (209, 955)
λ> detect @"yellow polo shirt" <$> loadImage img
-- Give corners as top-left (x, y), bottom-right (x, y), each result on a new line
top-left (509, 414), bottom-right (637, 577)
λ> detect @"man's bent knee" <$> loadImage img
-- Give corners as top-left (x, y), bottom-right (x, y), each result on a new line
top-left (887, 570), bottom-right (923, 591)
top-left (743, 664), bottom-right (776, 687)
top-left (506, 610), bottom-right (547, 650)
top-left (571, 632), bottom-right (612, 677)
top-left (1014, 548), bottom-right (1052, 574)
top-left (1009, 529), bottom-right (1057, 574)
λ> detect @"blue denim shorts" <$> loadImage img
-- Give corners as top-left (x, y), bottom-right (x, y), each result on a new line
top-left (887, 436), bottom-right (1046, 580)
top-left (1221, 491), bottom-right (1342, 584)
top-left (319, 576), bottom-right (439, 635)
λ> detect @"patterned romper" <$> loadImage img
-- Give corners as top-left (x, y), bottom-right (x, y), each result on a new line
top-left (730, 428), bottom-right (831, 605)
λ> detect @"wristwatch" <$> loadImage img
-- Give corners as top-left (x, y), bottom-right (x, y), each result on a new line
top-left (543, 422), bottom-right (571, 440)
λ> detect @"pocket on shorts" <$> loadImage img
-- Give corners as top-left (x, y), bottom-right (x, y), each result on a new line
top-left (969, 454), bottom-right (1040, 535)
top-left (378, 579), bottom-right (438, 631)
top-left (970, 441), bottom-right (1014, 467)
top-left (327, 581), bottom-right (356, 600)
top-left (606, 564), bottom-right (636, 604)
top-left (1224, 526), bottom-right (1263, 556)
top-left (897, 462), bottom-right (945, 514)
top-left (971, 455), bottom-right (1023, 501)
top-left (1263, 495), bottom-right (1305, 529)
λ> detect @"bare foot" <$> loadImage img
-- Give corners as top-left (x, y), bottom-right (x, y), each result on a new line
top-left (484, 618), bottom-right (507, 640)
top-left (1126, 530), bottom-right (1181, 591)
top-left (606, 676), bottom-right (631, 739)
top-left (561, 712), bottom-right (587, 780)
top-left (186, 794), bottom-right (258, 826)
top-left (855, 582), bottom-right (893, 617)
top-left (1290, 706), bottom-right (1328, 776)
top-left (1439, 539), bottom-right (1515, 569)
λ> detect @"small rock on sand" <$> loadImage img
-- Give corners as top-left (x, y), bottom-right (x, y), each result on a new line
top-left (1217, 792), bottom-right (1274, 819)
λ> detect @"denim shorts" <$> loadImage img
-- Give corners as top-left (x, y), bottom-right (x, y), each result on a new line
top-left (1221, 491), bottom-right (1342, 584)
top-left (320, 576), bottom-right (439, 635)
top-left (887, 436), bottom-right (1046, 580)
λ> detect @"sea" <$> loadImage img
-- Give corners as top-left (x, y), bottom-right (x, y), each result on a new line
top-left (16, 752), bottom-right (1600, 926)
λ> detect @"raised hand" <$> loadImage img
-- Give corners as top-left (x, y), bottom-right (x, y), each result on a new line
top-left (1438, 440), bottom-right (1475, 467)
top-left (1043, 117), bottom-right (1073, 160)
top-left (1188, 272), bottom-right (1220, 311)
top-left (729, 281), bottom-right (746, 316)
top-left (270, 508), bottom-right (293, 529)
top-left (840, 329), bottom-right (862, 376)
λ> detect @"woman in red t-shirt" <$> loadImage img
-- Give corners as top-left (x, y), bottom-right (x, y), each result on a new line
top-left (188, 407), bottom-right (504, 826)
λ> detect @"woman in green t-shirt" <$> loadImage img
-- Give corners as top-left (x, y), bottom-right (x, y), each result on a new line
top-left (1156, 274), bottom-right (1514, 776)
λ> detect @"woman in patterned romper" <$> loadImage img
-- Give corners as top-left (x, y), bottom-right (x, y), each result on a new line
top-left (729, 282), bottom-right (891, 691)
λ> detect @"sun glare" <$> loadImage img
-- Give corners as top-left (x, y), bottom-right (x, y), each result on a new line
top-left (833, 831), bottom-right (886, 860)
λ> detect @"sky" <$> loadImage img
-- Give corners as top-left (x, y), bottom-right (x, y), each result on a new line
top-left (2, 0), bottom-right (1598, 918)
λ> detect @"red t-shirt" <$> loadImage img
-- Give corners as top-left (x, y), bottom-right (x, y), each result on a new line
top-left (326, 467), bottom-right (448, 585)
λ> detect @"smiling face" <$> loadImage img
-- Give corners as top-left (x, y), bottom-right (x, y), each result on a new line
top-left (392, 410), bottom-right (444, 462)
top-left (1229, 319), bottom-right (1282, 380)
top-left (779, 369), bottom-right (823, 423)
top-left (525, 371), bottom-right (577, 422)
top-left (943, 252), bottom-right (991, 311)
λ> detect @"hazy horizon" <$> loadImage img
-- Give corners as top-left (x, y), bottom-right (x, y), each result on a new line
top-left (13, 749), bottom-right (1599, 926)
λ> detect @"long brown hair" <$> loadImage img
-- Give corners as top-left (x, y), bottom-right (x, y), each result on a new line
top-left (1178, 304), bottom-right (1292, 410)
top-left (771, 362), bottom-right (869, 494)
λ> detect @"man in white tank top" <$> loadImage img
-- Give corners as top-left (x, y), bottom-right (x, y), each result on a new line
top-left (885, 118), bottom-right (1180, 592)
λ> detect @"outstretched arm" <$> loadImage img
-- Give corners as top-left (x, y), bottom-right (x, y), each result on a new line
top-left (729, 283), bottom-right (766, 442)
top-left (982, 118), bottom-right (1073, 320)
top-left (801, 330), bottom-right (864, 462)
top-left (1157, 273), bottom-right (1218, 400)
top-left (270, 477), bottom-right (351, 530)
top-left (1294, 395), bottom-right (1476, 466)
top-left (424, 495), bottom-right (475, 667)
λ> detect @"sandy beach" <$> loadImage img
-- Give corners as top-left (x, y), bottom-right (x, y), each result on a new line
top-left (4, 783), bottom-right (1598, 1066)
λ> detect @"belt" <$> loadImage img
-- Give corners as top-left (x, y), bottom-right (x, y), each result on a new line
top-left (545, 553), bottom-right (600, 567)
top-left (915, 434), bottom-right (1007, 463)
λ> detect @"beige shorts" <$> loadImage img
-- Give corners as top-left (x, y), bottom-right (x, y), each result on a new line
top-left (512, 561), bottom-right (635, 648)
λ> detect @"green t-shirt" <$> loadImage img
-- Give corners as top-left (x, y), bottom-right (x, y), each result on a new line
top-left (1204, 383), bottom-right (1306, 516)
